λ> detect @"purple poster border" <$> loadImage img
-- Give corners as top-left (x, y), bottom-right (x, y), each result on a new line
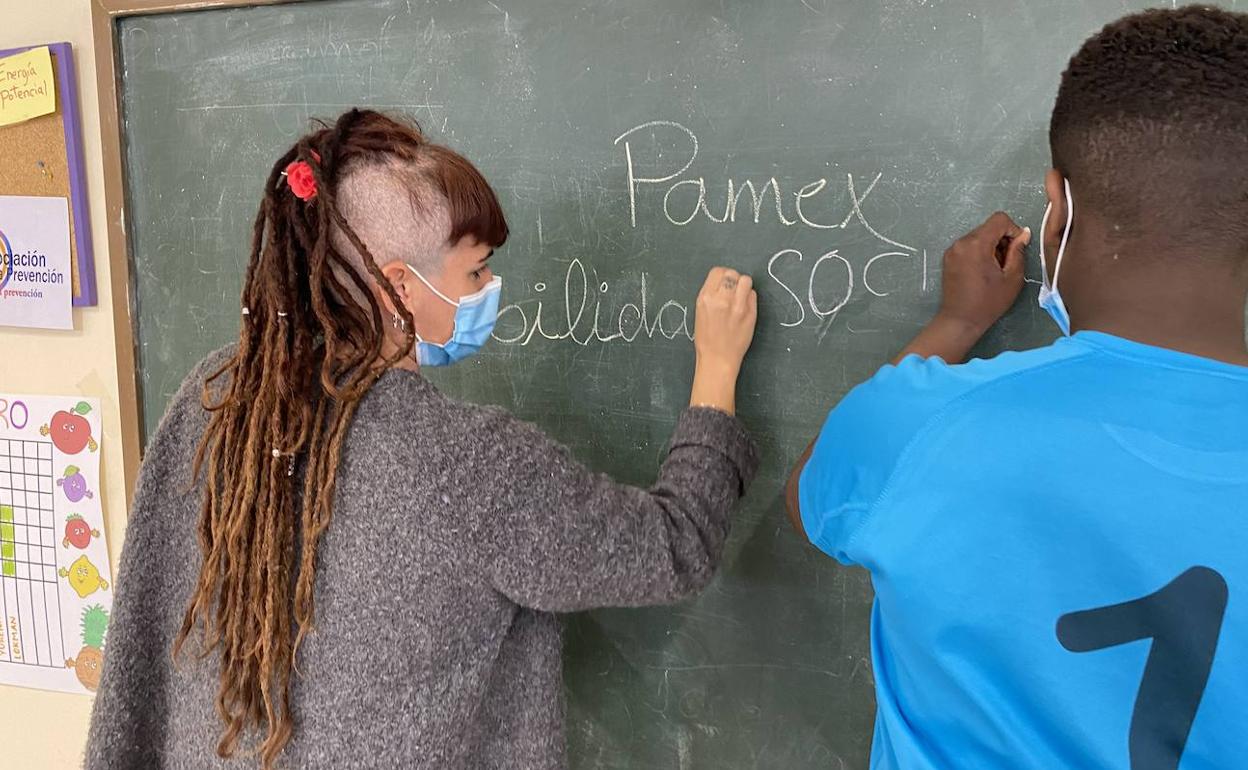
top-left (0, 42), bottom-right (97, 307)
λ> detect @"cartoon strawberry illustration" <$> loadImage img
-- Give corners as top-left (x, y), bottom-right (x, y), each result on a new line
top-left (63, 514), bottom-right (99, 550)
top-left (65, 605), bottom-right (109, 691)
top-left (58, 466), bottom-right (94, 503)
top-left (40, 402), bottom-right (97, 455)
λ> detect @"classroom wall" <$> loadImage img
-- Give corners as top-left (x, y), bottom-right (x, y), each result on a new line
top-left (0, 1), bottom-right (131, 766)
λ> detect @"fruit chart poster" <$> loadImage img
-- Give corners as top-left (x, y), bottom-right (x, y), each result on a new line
top-left (0, 393), bottom-right (112, 694)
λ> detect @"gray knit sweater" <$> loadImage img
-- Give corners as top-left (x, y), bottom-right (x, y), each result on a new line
top-left (85, 352), bottom-right (759, 769)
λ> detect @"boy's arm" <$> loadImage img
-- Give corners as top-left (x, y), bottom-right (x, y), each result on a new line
top-left (784, 213), bottom-right (1029, 539)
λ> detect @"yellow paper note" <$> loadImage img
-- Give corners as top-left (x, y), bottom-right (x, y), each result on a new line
top-left (0, 47), bottom-right (56, 127)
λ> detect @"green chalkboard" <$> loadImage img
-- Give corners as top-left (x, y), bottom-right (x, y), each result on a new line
top-left (115, 1), bottom-right (1216, 766)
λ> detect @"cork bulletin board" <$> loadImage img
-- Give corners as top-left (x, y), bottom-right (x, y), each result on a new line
top-left (0, 42), bottom-right (96, 306)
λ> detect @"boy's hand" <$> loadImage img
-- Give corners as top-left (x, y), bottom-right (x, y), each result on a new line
top-left (792, 212), bottom-right (1029, 537)
top-left (891, 212), bottom-right (1030, 365)
top-left (939, 211), bottom-right (1030, 336)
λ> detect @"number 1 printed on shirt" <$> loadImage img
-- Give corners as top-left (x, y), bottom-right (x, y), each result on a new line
top-left (1057, 566), bottom-right (1228, 770)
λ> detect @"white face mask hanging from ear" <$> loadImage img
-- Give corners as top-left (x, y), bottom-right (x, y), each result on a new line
top-left (1038, 178), bottom-right (1074, 336)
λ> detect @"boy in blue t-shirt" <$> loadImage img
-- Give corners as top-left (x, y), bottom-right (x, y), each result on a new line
top-left (787, 8), bottom-right (1248, 770)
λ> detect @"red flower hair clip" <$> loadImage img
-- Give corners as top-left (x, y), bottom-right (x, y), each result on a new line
top-left (283, 150), bottom-right (321, 202)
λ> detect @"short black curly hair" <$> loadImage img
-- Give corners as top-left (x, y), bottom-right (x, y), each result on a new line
top-left (1051, 6), bottom-right (1248, 252)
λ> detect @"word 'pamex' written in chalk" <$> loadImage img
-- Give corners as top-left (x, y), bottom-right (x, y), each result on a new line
top-left (495, 120), bottom-right (930, 348)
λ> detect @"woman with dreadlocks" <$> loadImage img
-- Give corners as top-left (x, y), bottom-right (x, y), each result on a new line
top-left (86, 109), bottom-right (759, 769)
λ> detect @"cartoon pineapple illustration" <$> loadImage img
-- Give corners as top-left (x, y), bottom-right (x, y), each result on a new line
top-left (65, 604), bottom-right (109, 691)
top-left (59, 555), bottom-right (108, 598)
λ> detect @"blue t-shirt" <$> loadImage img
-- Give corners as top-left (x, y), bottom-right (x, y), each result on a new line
top-left (799, 332), bottom-right (1248, 770)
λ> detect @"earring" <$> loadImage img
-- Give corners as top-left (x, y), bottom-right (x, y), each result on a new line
top-left (392, 312), bottom-right (406, 330)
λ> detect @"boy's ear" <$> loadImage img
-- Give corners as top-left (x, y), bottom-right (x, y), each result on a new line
top-left (1043, 169), bottom-right (1068, 246)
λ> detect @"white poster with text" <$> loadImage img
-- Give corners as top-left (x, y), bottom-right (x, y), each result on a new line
top-left (0, 394), bottom-right (112, 695)
top-left (0, 195), bottom-right (72, 330)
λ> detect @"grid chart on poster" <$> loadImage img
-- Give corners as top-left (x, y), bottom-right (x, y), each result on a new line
top-left (0, 438), bottom-right (64, 667)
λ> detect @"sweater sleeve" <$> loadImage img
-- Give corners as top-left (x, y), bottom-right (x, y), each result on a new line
top-left (475, 407), bottom-right (759, 613)
top-left (84, 353), bottom-right (222, 769)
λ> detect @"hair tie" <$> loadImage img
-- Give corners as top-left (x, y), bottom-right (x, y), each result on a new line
top-left (272, 447), bottom-right (297, 477)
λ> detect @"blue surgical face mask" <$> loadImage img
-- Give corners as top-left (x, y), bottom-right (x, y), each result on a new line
top-left (407, 266), bottom-right (502, 367)
top-left (1038, 178), bottom-right (1074, 336)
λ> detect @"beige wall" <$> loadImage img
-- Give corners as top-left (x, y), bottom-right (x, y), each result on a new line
top-left (0, 1), bottom-right (131, 766)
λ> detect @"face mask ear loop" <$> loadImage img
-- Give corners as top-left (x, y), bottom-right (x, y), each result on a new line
top-left (1039, 201), bottom-right (1054, 291)
top-left (1051, 178), bottom-right (1074, 291)
top-left (406, 265), bottom-right (461, 307)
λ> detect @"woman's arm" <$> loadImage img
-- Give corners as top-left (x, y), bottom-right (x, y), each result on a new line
top-left (476, 267), bottom-right (760, 612)
top-left (84, 353), bottom-right (226, 769)
top-left (480, 407), bottom-right (758, 612)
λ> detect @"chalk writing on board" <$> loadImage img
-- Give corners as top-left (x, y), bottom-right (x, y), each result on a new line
top-left (494, 120), bottom-right (928, 347)
top-left (495, 258), bottom-right (691, 346)
top-left (613, 119), bottom-right (915, 248)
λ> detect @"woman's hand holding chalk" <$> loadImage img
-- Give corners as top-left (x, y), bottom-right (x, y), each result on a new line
top-left (690, 267), bottom-right (758, 415)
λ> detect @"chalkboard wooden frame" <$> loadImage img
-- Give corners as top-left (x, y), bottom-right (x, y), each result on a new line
top-left (88, 0), bottom-right (298, 505)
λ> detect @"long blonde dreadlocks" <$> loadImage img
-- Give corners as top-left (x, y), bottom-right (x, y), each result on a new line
top-left (172, 109), bottom-right (508, 768)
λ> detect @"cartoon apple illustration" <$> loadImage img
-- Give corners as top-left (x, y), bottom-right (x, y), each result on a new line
top-left (58, 466), bottom-right (94, 503)
top-left (63, 514), bottom-right (99, 549)
top-left (40, 402), bottom-right (97, 455)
